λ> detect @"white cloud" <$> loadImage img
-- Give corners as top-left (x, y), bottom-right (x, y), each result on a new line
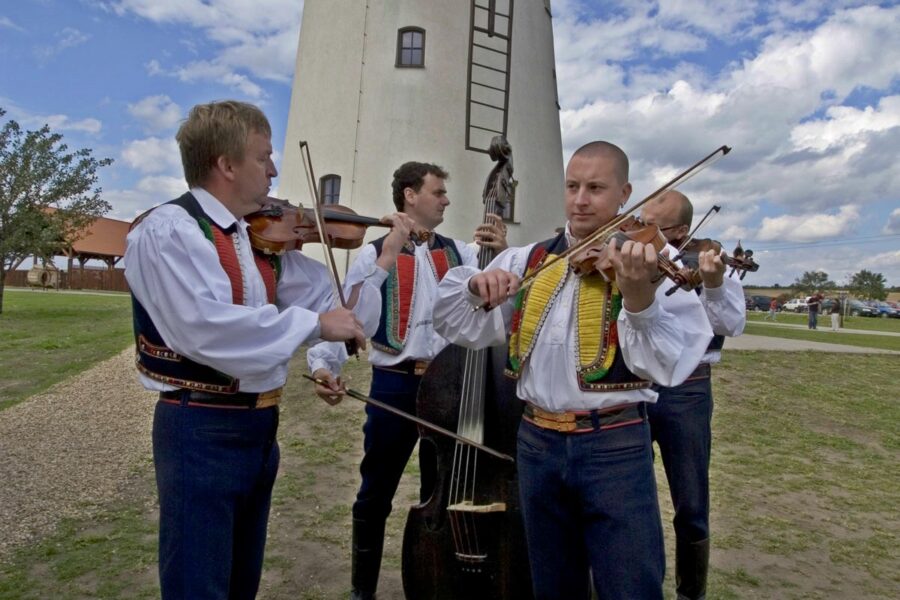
top-left (790, 96), bottom-right (900, 152)
top-left (136, 175), bottom-right (188, 198)
top-left (105, 0), bottom-right (303, 96)
top-left (756, 205), bottom-right (860, 242)
top-left (103, 174), bottom-right (189, 220)
top-left (554, 2), bottom-right (900, 240)
top-left (21, 113), bottom-right (103, 134)
top-left (127, 95), bottom-right (183, 133)
top-left (861, 249), bottom-right (900, 270)
top-left (34, 27), bottom-right (91, 62)
top-left (885, 208), bottom-right (900, 235)
top-left (0, 16), bottom-right (26, 32)
top-left (121, 137), bottom-right (182, 175)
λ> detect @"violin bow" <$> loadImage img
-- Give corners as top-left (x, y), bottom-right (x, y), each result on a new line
top-left (303, 375), bottom-right (514, 463)
top-left (476, 145), bottom-right (731, 310)
top-left (299, 140), bottom-right (357, 355)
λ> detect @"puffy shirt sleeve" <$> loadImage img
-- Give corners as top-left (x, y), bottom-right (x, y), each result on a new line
top-left (617, 280), bottom-right (714, 387)
top-left (700, 271), bottom-right (746, 337)
top-left (433, 245), bottom-right (533, 349)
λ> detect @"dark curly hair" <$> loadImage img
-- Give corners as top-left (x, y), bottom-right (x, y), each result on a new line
top-left (391, 162), bottom-right (449, 211)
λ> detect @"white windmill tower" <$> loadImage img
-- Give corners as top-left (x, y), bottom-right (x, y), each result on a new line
top-left (280, 0), bottom-right (563, 269)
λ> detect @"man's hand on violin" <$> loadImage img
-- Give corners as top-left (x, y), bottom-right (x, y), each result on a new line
top-left (375, 212), bottom-right (418, 270)
top-left (474, 215), bottom-right (509, 252)
top-left (312, 368), bottom-right (345, 406)
top-left (467, 269), bottom-right (520, 308)
top-left (318, 307), bottom-right (367, 351)
top-left (698, 248), bottom-right (726, 289)
top-left (607, 237), bottom-right (661, 313)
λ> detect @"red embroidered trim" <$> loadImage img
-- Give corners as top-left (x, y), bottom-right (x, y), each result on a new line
top-left (394, 255), bottom-right (416, 344)
top-left (212, 228), bottom-right (243, 305)
top-left (430, 249), bottom-right (451, 280)
top-left (253, 253), bottom-right (277, 304)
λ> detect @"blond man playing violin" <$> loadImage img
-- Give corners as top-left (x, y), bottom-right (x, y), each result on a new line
top-left (431, 141), bottom-right (712, 600)
top-left (124, 100), bottom-right (413, 600)
top-left (640, 190), bottom-right (745, 600)
top-left (307, 161), bottom-right (507, 600)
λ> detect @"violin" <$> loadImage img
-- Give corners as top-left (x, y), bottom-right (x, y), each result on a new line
top-left (245, 197), bottom-right (430, 255)
top-left (674, 238), bottom-right (760, 281)
top-left (567, 216), bottom-right (704, 295)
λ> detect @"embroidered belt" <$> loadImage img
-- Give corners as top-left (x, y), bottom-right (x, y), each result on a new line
top-left (374, 360), bottom-right (431, 377)
top-left (159, 387), bottom-right (282, 409)
top-left (523, 402), bottom-right (646, 434)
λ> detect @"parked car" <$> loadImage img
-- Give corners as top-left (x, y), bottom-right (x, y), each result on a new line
top-left (745, 295), bottom-right (777, 311)
top-left (868, 301), bottom-right (900, 318)
top-left (847, 299), bottom-right (878, 317)
top-left (782, 298), bottom-right (807, 312)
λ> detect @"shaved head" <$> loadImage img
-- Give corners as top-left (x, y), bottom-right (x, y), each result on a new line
top-left (640, 189), bottom-right (694, 244)
top-left (570, 141), bottom-right (629, 185)
top-left (652, 190), bottom-right (693, 227)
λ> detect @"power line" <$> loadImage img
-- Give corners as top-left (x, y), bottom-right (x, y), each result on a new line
top-left (746, 234), bottom-right (900, 252)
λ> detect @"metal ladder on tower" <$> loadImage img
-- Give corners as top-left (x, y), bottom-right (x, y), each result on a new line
top-left (466, 0), bottom-right (514, 154)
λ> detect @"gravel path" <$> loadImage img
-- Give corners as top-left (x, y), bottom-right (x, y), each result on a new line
top-left (0, 347), bottom-right (156, 559)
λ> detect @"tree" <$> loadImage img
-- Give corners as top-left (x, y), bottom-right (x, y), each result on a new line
top-left (791, 270), bottom-right (835, 297)
top-left (847, 269), bottom-right (887, 300)
top-left (0, 108), bottom-right (112, 314)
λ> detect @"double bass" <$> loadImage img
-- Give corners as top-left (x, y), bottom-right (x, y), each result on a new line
top-left (401, 137), bottom-right (533, 599)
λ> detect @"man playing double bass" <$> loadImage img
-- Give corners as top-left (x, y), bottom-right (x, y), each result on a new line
top-left (640, 190), bottom-right (746, 600)
top-left (432, 141), bottom-right (712, 599)
top-left (308, 161), bottom-right (507, 600)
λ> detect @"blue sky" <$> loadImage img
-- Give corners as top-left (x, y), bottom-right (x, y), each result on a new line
top-left (2, 0), bottom-right (898, 286)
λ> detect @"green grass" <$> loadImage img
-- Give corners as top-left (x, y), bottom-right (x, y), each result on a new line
top-left (0, 288), bottom-right (134, 411)
top-left (0, 470), bottom-right (159, 600)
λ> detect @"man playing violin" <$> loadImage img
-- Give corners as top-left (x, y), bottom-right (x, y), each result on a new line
top-left (124, 100), bottom-right (413, 600)
top-left (639, 190), bottom-right (746, 600)
top-left (307, 161), bottom-right (508, 599)
top-left (431, 141), bottom-right (712, 600)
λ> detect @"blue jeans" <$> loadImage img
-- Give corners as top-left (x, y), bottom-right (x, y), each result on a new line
top-left (153, 399), bottom-right (280, 600)
top-left (647, 376), bottom-right (713, 544)
top-left (353, 367), bottom-right (432, 523)
top-left (808, 310), bottom-right (818, 329)
top-left (516, 414), bottom-right (664, 600)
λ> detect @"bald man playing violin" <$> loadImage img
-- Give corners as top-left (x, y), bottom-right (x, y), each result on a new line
top-left (431, 141), bottom-right (712, 600)
top-left (306, 160), bottom-right (507, 600)
top-left (124, 100), bottom-right (416, 600)
top-left (639, 190), bottom-right (746, 600)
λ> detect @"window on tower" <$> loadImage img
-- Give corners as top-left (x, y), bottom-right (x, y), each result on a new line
top-left (319, 174), bottom-right (341, 205)
top-left (396, 27), bottom-right (425, 67)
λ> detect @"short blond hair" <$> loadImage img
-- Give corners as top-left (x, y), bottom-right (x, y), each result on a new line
top-left (176, 100), bottom-right (271, 188)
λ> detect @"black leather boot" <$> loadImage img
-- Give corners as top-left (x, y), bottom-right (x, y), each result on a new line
top-left (350, 518), bottom-right (385, 600)
top-left (675, 537), bottom-right (710, 600)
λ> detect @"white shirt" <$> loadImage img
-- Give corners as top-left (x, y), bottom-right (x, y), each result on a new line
top-left (307, 238), bottom-right (478, 375)
top-left (432, 226), bottom-right (713, 412)
top-left (124, 187), bottom-right (381, 393)
top-left (699, 271), bottom-right (746, 364)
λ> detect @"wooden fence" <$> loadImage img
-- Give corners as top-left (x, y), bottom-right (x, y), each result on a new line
top-left (4, 268), bottom-right (130, 293)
